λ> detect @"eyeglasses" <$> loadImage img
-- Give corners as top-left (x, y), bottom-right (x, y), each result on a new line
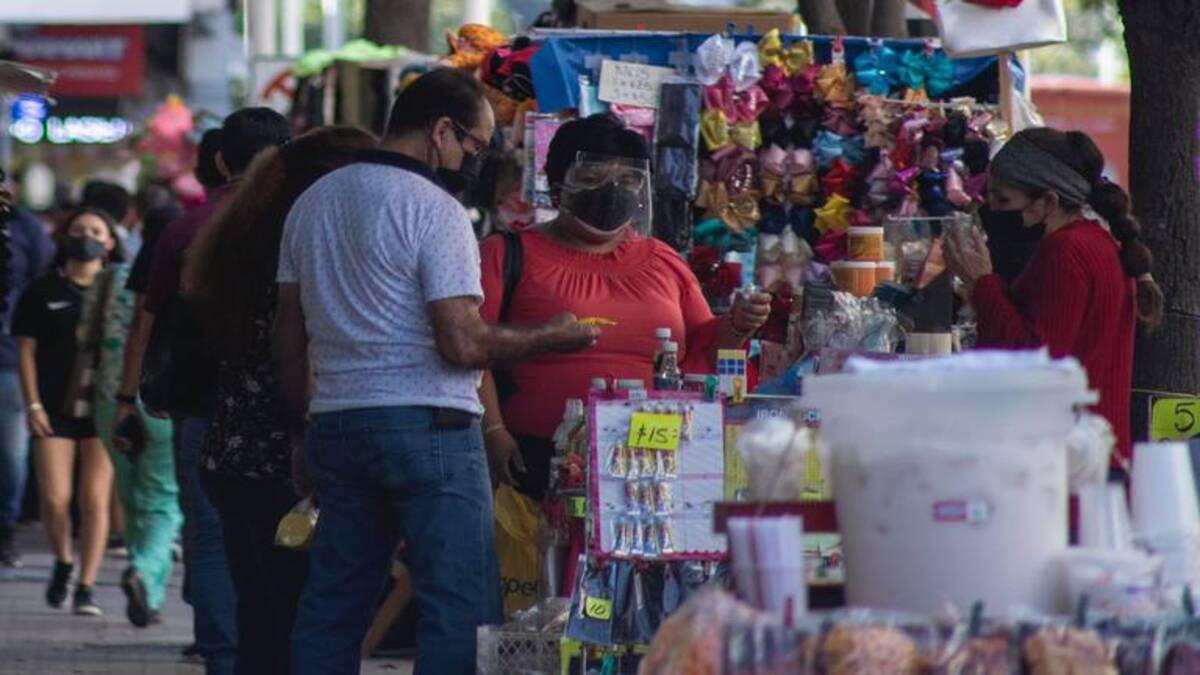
top-left (452, 121), bottom-right (490, 155)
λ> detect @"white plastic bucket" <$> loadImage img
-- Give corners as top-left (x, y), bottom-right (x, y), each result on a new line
top-left (803, 353), bottom-right (1093, 613)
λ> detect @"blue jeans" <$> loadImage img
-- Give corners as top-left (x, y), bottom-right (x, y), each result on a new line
top-left (180, 417), bottom-right (238, 675)
top-left (292, 407), bottom-right (502, 675)
top-left (0, 370), bottom-right (29, 532)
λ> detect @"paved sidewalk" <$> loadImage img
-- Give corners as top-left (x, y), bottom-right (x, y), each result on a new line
top-left (0, 525), bottom-right (413, 674)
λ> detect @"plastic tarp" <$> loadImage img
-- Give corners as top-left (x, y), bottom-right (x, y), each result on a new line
top-left (529, 33), bottom-right (1024, 113)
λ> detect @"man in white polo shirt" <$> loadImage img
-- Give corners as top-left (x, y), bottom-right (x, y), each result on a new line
top-left (274, 69), bottom-right (599, 675)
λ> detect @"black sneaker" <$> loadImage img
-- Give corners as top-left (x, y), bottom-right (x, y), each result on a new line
top-left (107, 536), bottom-right (129, 558)
top-left (45, 560), bottom-right (72, 608)
top-left (73, 585), bottom-right (102, 616)
top-left (0, 529), bottom-right (21, 568)
top-left (122, 568), bottom-right (153, 627)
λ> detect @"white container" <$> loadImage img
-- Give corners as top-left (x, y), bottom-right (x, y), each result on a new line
top-left (1132, 442), bottom-right (1200, 540)
top-left (803, 352), bottom-right (1092, 614)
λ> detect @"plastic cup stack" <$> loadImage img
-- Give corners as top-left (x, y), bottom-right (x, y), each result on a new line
top-left (1078, 482), bottom-right (1134, 551)
top-left (1132, 442), bottom-right (1200, 589)
top-left (728, 515), bottom-right (806, 626)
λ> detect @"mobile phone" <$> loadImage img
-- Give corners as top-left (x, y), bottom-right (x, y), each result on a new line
top-left (114, 413), bottom-right (147, 457)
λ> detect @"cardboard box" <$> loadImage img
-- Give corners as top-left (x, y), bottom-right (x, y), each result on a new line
top-left (575, 0), bottom-right (796, 34)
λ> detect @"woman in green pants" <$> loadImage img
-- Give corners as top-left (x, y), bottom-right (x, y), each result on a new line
top-left (83, 256), bottom-right (182, 627)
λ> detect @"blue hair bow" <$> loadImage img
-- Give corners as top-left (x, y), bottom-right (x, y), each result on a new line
top-left (853, 46), bottom-right (902, 96)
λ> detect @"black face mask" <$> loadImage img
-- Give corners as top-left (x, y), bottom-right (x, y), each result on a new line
top-left (981, 207), bottom-right (1045, 243)
top-left (564, 183), bottom-right (639, 232)
top-left (436, 152), bottom-right (482, 197)
top-left (65, 235), bottom-right (106, 263)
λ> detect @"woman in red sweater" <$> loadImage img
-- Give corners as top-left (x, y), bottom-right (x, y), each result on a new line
top-left (945, 128), bottom-right (1164, 463)
top-left (479, 114), bottom-right (772, 498)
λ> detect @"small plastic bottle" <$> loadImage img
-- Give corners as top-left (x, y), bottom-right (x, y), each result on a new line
top-left (653, 342), bottom-right (683, 391)
top-left (652, 327), bottom-right (672, 371)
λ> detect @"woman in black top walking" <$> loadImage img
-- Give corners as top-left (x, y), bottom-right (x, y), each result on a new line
top-left (13, 208), bottom-right (122, 616)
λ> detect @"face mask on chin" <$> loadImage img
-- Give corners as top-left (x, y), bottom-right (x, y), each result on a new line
top-left (562, 182), bottom-right (639, 234)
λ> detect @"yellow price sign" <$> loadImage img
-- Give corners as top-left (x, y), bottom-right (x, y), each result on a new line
top-left (584, 596), bottom-right (613, 620)
top-left (567, 496), bottom-right (587, 518)
top-left (1151, 398), bottom-right (1200, 441)
top-left (628, 412), bottom-right (683, 451)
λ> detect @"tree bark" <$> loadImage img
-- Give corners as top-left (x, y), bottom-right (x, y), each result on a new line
top-left (364, 0), bottom-right (431, 52)
top-left (836, 0), bottom-right (873, 35)
top-left (799, 0), bottom-right (847, 35)
top-left (871, 0), bottom-right (910, 38)
top-left (1117, 0), bottom-right (1200, 438)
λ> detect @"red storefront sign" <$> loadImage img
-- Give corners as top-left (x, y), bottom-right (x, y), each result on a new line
top-left (11, 25), bottom-right (145, 98)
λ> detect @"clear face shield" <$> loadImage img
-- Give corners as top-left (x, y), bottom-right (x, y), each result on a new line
top-left (558, 152), bottom-right (653, 236)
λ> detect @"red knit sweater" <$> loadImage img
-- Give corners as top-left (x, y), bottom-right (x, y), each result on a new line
top-left (972, 219), bottom-right (1136, 461)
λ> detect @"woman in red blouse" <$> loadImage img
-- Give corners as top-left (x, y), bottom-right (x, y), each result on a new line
top-left (945, 128), bottom-right (1164, 463)
top-left (479, 114), bottom-right (772, 497)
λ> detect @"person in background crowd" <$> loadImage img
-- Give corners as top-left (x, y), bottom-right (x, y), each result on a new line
top-left (0, 173), bottom-right (54, 568)
top-left (944, 127), bottom-right (1165, 465)
top-left (13, 209), bottom-right (123, 616)
top-left (479, 114), bottom-right (772, 500)
top-left (184, 125), bottom-right (377, 675)
top-left (193, 129), bottom-right (228, 195)
top-left (81, 181), bottom-right (136, 257)
top-left (276, 68), bottom-right (598, 675)
top-left (85, 217), bottom-right (182, 629)
top-left (115, 107), bottom-right (291, 675)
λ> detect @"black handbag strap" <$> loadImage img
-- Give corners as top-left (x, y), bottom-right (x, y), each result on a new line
top-left (498, 230), bottom-right (522, 322)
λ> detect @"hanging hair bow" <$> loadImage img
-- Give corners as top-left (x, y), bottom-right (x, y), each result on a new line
top-left (693, 33), bottom-right (736, 86)
top-left (758, 30), bottom-right (815, 76)
top-left (813, 131), bottom-right (866, 170)
top-left (815, 62), bottom-right (855, 104)
top-left (853, 45), bottom-right (903, 96)
top-left (821, 159), bottom-right (859, 199)
top-left (814, 193), bottom-right (853, 234)
top-left (760, 66), bottom-right (795, 119)
top-left (900, 49), bottom-right (955, 98)
top-left (822, 101), bottom-right (862, 137)
top-left (701, 109), bottom-right (732, 152)
top-left (814, 229), bottom-right (848, 264)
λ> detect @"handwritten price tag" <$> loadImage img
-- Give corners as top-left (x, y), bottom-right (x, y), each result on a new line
top-left (584, 596), bottom-right (613, 620)
top-left (628, 412), bottom-right (683, 451)
top-left (1151, 398), bottom-right (1200, 441)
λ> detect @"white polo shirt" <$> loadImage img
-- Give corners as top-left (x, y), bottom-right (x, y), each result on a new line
top-left (277, 150), bottom-right (484, 415)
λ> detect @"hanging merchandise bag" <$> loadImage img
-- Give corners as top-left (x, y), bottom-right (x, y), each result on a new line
top-left (934, 0), bottom-right (1067, 58)
top-left (494, 484), bottom-right (541, 618)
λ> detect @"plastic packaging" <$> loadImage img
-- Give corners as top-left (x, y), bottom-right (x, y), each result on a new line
top-left (816, 610), bottom-right (941, 675)
top-left (275, 496), bottom-right (318, 550)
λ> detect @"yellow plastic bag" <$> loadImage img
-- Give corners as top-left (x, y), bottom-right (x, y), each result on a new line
top-left (275, 496), bottom-right (318, 550)
top-left (494, 484), bottom-right (540, 618)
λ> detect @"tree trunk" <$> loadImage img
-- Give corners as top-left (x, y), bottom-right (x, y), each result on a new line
top-left (799, 0), bottom-right (847, 35)
top-left (1117, 0), bottom-right (1200, 438)
top-left (364, 0), bottom-right (431, 52)
top-left (836, 0), bottom-right (873, 35)
top-left (871, 0), bottom-right (910, 38)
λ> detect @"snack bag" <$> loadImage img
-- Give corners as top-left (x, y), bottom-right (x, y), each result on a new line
top-left (275, 496), bottom-right (319, 550)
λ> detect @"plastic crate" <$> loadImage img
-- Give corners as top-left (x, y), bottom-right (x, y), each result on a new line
top-left (477, 625), bottom-right (562, 675)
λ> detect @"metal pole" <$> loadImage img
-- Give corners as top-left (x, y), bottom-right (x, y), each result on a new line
top-left (280, 0), bottom-right (304, 57)
top-left (246, 0), bottom-right (279, 58)
top-left (322, 0), bottom-right (344, 51)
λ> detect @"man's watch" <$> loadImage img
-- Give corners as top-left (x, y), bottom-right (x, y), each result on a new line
top-left (115, 393), bottom-right (137, 405)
